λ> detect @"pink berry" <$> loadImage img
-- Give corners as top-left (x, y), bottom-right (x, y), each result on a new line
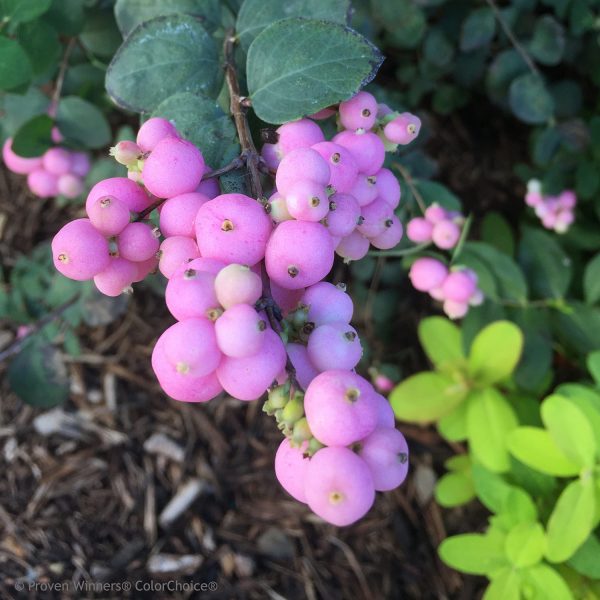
top-left (336, 230), bottom-right (370, 261)
top-left (2, 138), bottom-right (42, 174)
top-left (554, 210), bottom-right (574, 233)
top-left (373, 393), bottom-right (395, 428)
top-left (159, 192), bottom-right (209, 238)
top-left (70, 152), bottom-right (91, 178)
top-left (87, 195), bottom-right (131, 236)
top-left (216, 329), bottom-right (286, 401)
top-left (309, 107), bottom-right (336, 120)
top-left (265, 220), bottom-right (334, 289)
top-left (93, 257), bottom-right (137, 296)
top-left (42, 147), bottom-right (72, 175)
top-left (358, 198), bottom-right (393, 238)
top-left (277, 119), bottom-right (325, 154)
top-left (370, 215), bottom-right (403, 250)
top-left (424, 203), bottom-right (447, 224)
top-left (311, 141), bottom-right (358, 193)
top-left (86, 177), bottom-right (151, 213)
top-left (57, 173), bottom-right (83, 199)
top-left (214, 263), bottom-right (262, 308)
top-left (525, 191), bottom-right (542, 207)
top-left (275, 148), bottom-right (330, 196)
top-left (432, 219), bottom-right (461, 250)
top-left (143, 137), bottom-right (204, 198)
top-left (261, 142), bottom-right (282, 171)
top-left (349, 173), bottom-right (378, 206)
top-left (407, 217), bottom-right (433, 243)
top-left (158, 235), bottom-right (200, 278)
top-left (307, 322), bottom-right (362, 372)
top-left (442, 270), bottom-right (477, 302)
top-left (52, 218), bottom-right (110, 281)
top-left (375, 168), bottom-right (401, 209)
top-left (111, 140), bottom-right (141, 167)
top-left (357, 428), bottom-right (409, 491)
top-left (559, 190), bottom-right (576, 209)
top-left (275, 438), bottom-right (310, 503)
top-left (332, 131), bottom-right (385, 175)
top-left (409, 258), bottom-right (448, 292)
top-left (117, 222), bottom-right (160, 262)
top-left (443, 299), bottom-right (469, 320)
top-left (270, 281), bottom-right (305, 315)
top-left (301, 282), bottom-right (353, 326)
top-left (181, 256), bottom-right (227, 276)
top-left (165, 267), bottom-right (219, 321)
top-left (267, 191), bottom-right (293, 223)
top-left (339, 91), bottom-right (378, 131)
top-left (285, 180), bottom-right (329, 222)
top-left (304, 446), bottom-right (375, 526)
top-left (325, 193), bottom-right (361, 238)
top-left (133, 256), bottom-right (158, 282)
top-left (195, 175), bottom-right (220, 198)
top-left (136, 117), bottom-right (179, 153)
top-left (384, 112), bottom-right (421, 145)
top-left (51, 126), bottom-right (63, 143)
top-left (286, 343), bottom-right (319, 390)
top-left (195, 193), bottom-right (272, 266)
top-left (27, 169), bottom-right (58, 198)
top-left (304, 370), bottom-right (378, 446)
top-left (215, 304), bottom-right (267, 358)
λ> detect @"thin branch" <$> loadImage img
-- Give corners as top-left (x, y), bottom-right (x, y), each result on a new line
top-left (369, 242), bottom-right (430, 258)
top-left (50, 38), bottom-right (77, 114)
top-left (484, 0), bottom-right (540, 77)
top-left (0, 294), bottom-right (80, 363)
top-left (393, 163), bottom-right (427, 214)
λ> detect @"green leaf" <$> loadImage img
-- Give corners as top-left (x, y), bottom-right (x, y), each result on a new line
top-left (471, 464), bottom-right (514, 513)
top-left (439, 533), bottom-right (505, 576)
top-left (546, 479), bottom-right (595, 563)
top-left (7, 341), bottom-right (69, 408)
top-left (115, 0), bottom-right (222, 37)
top-left (552, 303), bottom-right (600, 356)
top-left (79, 9), bottom-right (123, 59)
top-left (541, 395), bottom-right (596, 469)
top-left (486, 49), bottom-right (528, 101)
top-left (480, 212), bottom-right (515, 257)
top-left (505, 522), bottom-right (545, 567)
top-left (390, 372), bottom-right (466, 424)
top-left (0, 0), bottom-right (51, 24)
top-left (529, 15), bottom-right (565, 66)
top-left (483, 568), bottom-right (520, 600)
top-left (524, 565), bottom-right (573, 600)
top-left (247, 18), bottom-right (383, 124)
top-left (507, 427), bottom-right (581, 476)
top-left (460, 8), bottom-right (495, 52)
top-left (576, 160), bottom-right (600, 201)
top-left (467, 388), bottom-right (518, 473)
top-left (0, 37), bottom-right (32, 91)
top-left (1, 88), bottom-right (49, 136)
top-left (518, 227), bottom-right (571, 299)
top-left (501, 487), bottom-right (538, 527)
top-left (17, 19), bottom-right (61, 76)
top-left (414, 180), bottom-right (462, 211)
top-left (423, 28), bottom-right (454, 68)
top-left (106, 15), bottom-right (221, 113)
top-left (152, 92), bottom-right (239, 169)
top-left (587, 352), bottom-right (600, 386)
top-left (56, 97), bottom-right (111, 150)
top-left (236, 0), bottom-right (350, 51)
top-left (556, 384), bottom-right (600, 454)
top-left (568, 534), bottom-right (600, 579)
top-left (438, 400), bottom-right (468, 441)
top-left (514, 329), bottom-right (553, 394)
top-left (44, 0), bottom-right (85, 35)
top-left (468, 321), bottom-right (524, 385)
top-left (435, 471), bottom-right (475, 507)
top-left (11, 115), bottom-right (53, 158)
top-left (418, 317), bottom-right (464, 372)
top-left (371, 0), bottom-right (425, 49)
top-left (509, 73), bottom-right (554, 125)
top-left (584, 254), bottom-right (600, 305)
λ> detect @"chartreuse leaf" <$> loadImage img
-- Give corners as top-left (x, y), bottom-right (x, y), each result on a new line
top-left (556, 384), bottom-right (600, 455)
top-left (507, 427), bottom-right (581, 477)
top-left (468, 321), bottom-right (523, 385)
top-left (247, 18), bottom-right (383, 124)
top-left (390, 372), bottom-right (466, 423)
top-left (524, 565), bottom-right (573, 600)
top-left (505, 522), bottom-right (545, 567)
top-left (484, 568), bottom-right (520, 600)
top-left (501, 487), bottom-right (538, 528)
top-left (435, 455), bottom-right (475, 507)
top-left (106, 15), bottom-right (221, 113)
top-left (541, 395), bottom-right (596, 469)
top-left (472, 464), bottom-right (514, 514)
top-left (438, 400), bottom-right (468, 441)
top-left (418, 317), bottom-right (465, 372)
top-left (439, 533), bottom-right (506, 576)
top-left (467, 388), bottom-right (518, 473)
top-left (546, 479), bottom-right (596, 563)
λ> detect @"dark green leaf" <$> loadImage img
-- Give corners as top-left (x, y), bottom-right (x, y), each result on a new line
top-left (423, 28), bottom-right (454, 68)
top-left (1, 88), bottom-right (49, 136)
top-left (414, 180), bottom-right (461, 211)
top-left (12, 115), bottom-right (53, 157)
top-left (584, 254), bottom-right (600, 305)
top-left (480, 212), bottom-right (514, 256)
top-left (0, 0), bottom-right (51, 24)
top-left (44, 0), bottom-right (85, 35)
top-left (0, 38), bottom-right (32, 91)
top-left (486, 49), bottom-right (528, 101)
top-left (17, 19), bottom-right (61, 76)
top-left (509, 74), bottom-right (554, 125)
top-left (79, 9), bottom-right (122, 59)
top-left (568, 534), bottom-right (600, 578)
top-left (551, 80), bottom-right (583, 119)
top-left (552, 303), bottom-right (600, 356)
top-left (576, 160), bottom-right (600, 201)
top-left (56, 97), bottom-right (111, 149)
top-left (529, 15), bottom-right (565, 66)
top-left (371, 0), bottom-right (425, 48)
top-left (247, 18), bottom-right (383, 124)
top-left (532, 127), bottom-right (563, 167)
top-left (106, 15), bottom-right (221, 113)
top-left (460, 7), bottom-right (495, 52)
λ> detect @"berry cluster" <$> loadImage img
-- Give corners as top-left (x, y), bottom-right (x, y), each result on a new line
top-left (409, 258), bottom-right (483, 320)
top-left (525, 179), bottom-right (576, 234)
top-left (2, 136), bottom-right (90, 199)
top-left (406, 203), bottom-right (464, 250)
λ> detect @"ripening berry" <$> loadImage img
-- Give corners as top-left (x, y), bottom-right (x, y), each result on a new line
top-left (42, 147), bottom-right (72, 175)
top-left (324, 193), bottom-right (361, 238)
top-left (214, 263), bottom-right (262, 309)
top-left (86, 177), bottom-right (151, 213)
top-left (332, 130), bottom-right (385, 175)
top-left (375, 168), bottom-right (401, 209)
top-left (304, 446), bottom-right (375, 526)
top-left (165, 268), bottom-right (219, 321)
top-left (158, 236), bottom-right (200, 278)
top-left (373, 393), bottom-right (395, 428)
top-left (27, 169), bottom-right (58, 198)
top-left (52, 218), bottom-right (110, 281)
top-left (559, 190), bottom-right (576, 209)
top-left (307, 322), bottom-right (362, 372)
top-left (339, 91), bottom-right (378, 131)
top-left (424, 203), bottom-right (447, 224)
top-left (87, 195), bottom-right (131, 236)
top-left (267, 191), bottom-right (293, 223)
top-left (384, 112), bottom-right (421, 145)
top-left (159, 192), bottom-right (209, 238)
top-left (195, 174), bottom-right (220, 198)
top-left (554, 210), bottom-right (574, 233)
top-left (57, 173), bottom-right (83, 199)
top-left (110, 140), bottom-right (141, 167)
top-left (2, 138), bottom-right (42, 174)
top-left (286, 343), bottom-right (319, 390)
top-left (311, 141), bottom-right (358, 194)
top-left (133, 256), bottom-right (158, 282)
top-left (409, 258), bottom-right (448, 292)
top-left (443, 299), bottom-right (469, 320)
top-left (285, 180), bottom-right (329, 222)
top-left (432, 219), bottom-right (461, 249)
top-left (51, 126), bottom-right (63, 144)
top-left (304, 370), bottom-right (378, 446)
top-left (275, 148), bottom-right (330, 196)
top-left (143, 137), bottom-right (204, 198)
top-left (93, 257), bottom-right (137, 296)
top-left (525, 191), bottom-right (542, 207)
top-left (441, 270), bottom-right (477, 302)
top-left (136, 117), bottom-right (179, 152)
top-left (277, 118), bottom-right (325, 155)
top-left (161, 318), bottom-right (221, 377)
top-left (358, 198), bottom-right (393, 238)
top-left (70, 152), bottom-right (91, 178)
top-left (181, 256), bottom-right (227, 276)
top-left (407, 217), bottom-right (433, 243)
top-left (349, 173), bottom-right (378, 207)
top-left (370, 215), bottom-right (403, 250)
top-left (357, 428), bottom-right (409, 491)
top-left (117, 222), bottom-right (160, 262)
top-left (195, 193), bottom-right (272, 266)
top-left (335, 230), bottom-right (370, 262)
top-left (301, 281), bottom-right (353, 326)
top-left (265, 220), bottom-right (334, 289)
top-left (216, 328), bottom-right (286, 401)
top-left (215, 304), bottom-right (267, 358)
top-left (262, 142), bottom-right (282, 171)
top-left (274, 438), bottom-right (310, 503)
top-left (151, 335), bottom-right (223, 403)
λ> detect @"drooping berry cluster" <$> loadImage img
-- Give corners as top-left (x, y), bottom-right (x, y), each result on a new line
top-left (407, 203), bottom-right (464, 250)
top-left (2, 136), bottom-right (90, 199)
top-left (525, 179), bottom-right (576, 234)
top-left (409, 258), bottom-right (483, 320)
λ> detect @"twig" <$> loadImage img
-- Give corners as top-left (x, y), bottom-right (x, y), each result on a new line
top-left (393, 163), bottom-right (427, 214)
top-left (484, 0), bottom-right (540, 77)
top-left (369, 242), bottom-right (430, 258)
top-left (50, 38), bottom-right (77, 114)
top-left (0, 294), bottom-right (80, 363)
